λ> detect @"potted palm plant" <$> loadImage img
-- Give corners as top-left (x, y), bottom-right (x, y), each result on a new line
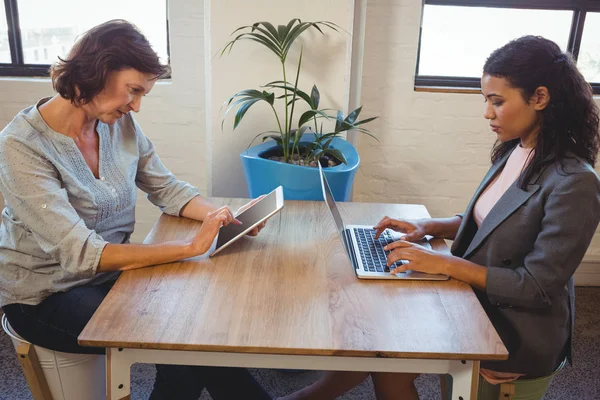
top-left (221, 19), bottom-right (377, 201)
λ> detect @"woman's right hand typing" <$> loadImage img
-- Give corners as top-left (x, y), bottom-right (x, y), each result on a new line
top-left (373, 216), bottom-right (429, 242)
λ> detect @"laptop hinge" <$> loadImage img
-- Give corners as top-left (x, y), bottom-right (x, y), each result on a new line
top-left (343, 229), bottom-right (359, 272)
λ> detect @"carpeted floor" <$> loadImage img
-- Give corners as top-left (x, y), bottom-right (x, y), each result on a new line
top-left (1, 287), bottom-right (598, 400)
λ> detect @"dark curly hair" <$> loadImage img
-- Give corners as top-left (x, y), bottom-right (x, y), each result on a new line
top-left (50, 19), bottom-right (170, 105)
top-left (483, 35), bottom-right (600, 188)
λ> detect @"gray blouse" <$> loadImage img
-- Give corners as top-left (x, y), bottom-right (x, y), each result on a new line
top-left (0, 99), bottom-right (200, 308)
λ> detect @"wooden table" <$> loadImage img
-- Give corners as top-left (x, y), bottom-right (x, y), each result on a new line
top-left (79, 199), bottom-right (508, 400)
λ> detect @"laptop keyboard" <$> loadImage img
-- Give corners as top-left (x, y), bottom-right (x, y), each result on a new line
top-left (353, 228), bottom-right (406, 273)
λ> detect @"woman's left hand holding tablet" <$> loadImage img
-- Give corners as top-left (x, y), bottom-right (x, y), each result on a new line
top-left (235, 195), bottom-right (267, 236)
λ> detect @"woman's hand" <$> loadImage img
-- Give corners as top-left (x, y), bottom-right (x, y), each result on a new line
top-left (235, 195), bottom-right (267, 236)
top-left (385, 240), bottom-right (488, 289)
top-left (188, 205), bottom-right (241, 256)
top-left (385, 240), bottom-right (455, 275)
top-left (373, 216), bottom-right (429, 241)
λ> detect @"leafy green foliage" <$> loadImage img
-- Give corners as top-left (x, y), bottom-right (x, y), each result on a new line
top-left (221, 19), bottom-right (377, 165)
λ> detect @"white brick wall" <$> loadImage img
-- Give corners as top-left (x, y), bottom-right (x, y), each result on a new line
top-left (355, 0), bottom-right (600, 269)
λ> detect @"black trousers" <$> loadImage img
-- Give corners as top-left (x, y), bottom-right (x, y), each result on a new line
top-left (3, 280), bottom-right (271, 400)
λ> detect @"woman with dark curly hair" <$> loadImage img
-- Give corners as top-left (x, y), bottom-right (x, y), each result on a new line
top-left (0, 20), bottom-right (270, 400)
top-left (278, 36), bottom-right (600, 400)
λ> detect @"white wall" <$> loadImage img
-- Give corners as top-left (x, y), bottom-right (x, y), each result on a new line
top-left (354, 0), bottom-right (600, 268)
top-left (208, 0), bottom-right (351, 198)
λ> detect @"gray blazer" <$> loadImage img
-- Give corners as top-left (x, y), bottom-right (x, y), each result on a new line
top-left (451, 150), bottom-right (600, 377)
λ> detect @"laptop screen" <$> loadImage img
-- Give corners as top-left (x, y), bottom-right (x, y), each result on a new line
top-left (318, 164), bottom-right (348, 247)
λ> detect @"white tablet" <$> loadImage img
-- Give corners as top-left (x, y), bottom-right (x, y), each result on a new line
top-left (209, 186), bottom-right (284, 257)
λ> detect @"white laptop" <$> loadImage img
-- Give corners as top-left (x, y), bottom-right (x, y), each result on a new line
top-left (319, 165), bottom-right (449, 281)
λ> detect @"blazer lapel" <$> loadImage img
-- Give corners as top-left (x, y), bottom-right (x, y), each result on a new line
top-left (452, 152), bottom-right (509, 253)
top-left (463, 182), bottom-right (541, 259)
top-left (454, 147), bottom-right (550, 259)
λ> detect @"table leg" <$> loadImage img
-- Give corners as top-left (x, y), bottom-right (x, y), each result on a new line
top-left (448, 360), bottom-right (479, 400)
top-left (106, 348), bottom-right (132, 400)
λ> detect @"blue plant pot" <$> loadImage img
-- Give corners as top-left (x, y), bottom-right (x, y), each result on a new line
top-left (240, 134), bottom-right (359, 201)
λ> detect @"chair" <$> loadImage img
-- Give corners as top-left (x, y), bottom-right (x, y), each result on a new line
top-left (2, 314), bottom-right (106, 400)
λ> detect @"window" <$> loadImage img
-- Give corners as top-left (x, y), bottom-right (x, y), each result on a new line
top-left (578, 12), bottom-right (600, 82)
top-left (416, 0), bottom-right (600, 93)
top-left (0, 2), bottom-right (10, 63)
top-left (1, 0), bottom-right (169, 77)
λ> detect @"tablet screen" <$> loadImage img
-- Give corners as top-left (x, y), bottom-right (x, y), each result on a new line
top-left (213, 187), bottom-right (283, 253)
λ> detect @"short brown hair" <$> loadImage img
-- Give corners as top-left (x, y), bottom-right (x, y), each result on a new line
top-left (51, 19), bottom-right (170, 105)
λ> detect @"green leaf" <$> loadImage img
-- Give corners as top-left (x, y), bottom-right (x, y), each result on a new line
top-left (234, 98), bottom-right (261, 129)
top-left (283, 97), bottom-right (303, 106)
top-left (335, 120), bottom-right (355, 133)
top-left (310, 148), bottom-right (324, 160)
top-left (293, 125), bottom-right (310, 148)
top-left (311, 85), bottom-right (320, 109)
top-left (249, 24), bottom-right (281, 46)
top-left (264, 83), bottom-right (312, 107)
top-left (282, 21), bottom-right (340, 59)
top-left (298, 109), bottom-right (331, 127)
top-left (287, 47), bottom-right (303, 134)
top-left (345, 106), bottom-right (362, 124)
top-left (222, 96), bottom-right (255, 122)
top-left (281, 23), bottom-right (313, 59)
top-left (264, 79), bottom-right (292, 86)
top-left (309, 22), bottom-right (325, 35)
top-left (263, 90), bottom-right (275, 105)
top-left (245, 33), bottom-right (283, 59)
top-left (353, 116), bottom-right (378, 126)
top-left (334, 110), bottom-right (344, 132)
top-left (221, 31), bottom-right (283, 60)
top-left (355, 128), bottom-right (379, 142)
top-left (223, 89), bottom-right (268, 106)
top-left (260, 22), bottom-right (280, 41)
top-left (247, 130), bottom-right (282, 148)
top-left (262, 134), bottom-right (283, 145)
top-left (324, 148), bottom-right (347, 164)
top-left (303, 141), bottom-right (317, 155)
top-left (321, 21), bottom-right (344, 32)
top-left (280, 18), bottom-right (300, 41)
top-left (298, 110), bottom-right (317, 127)
top-left (277, 24), bottom-right (288, 42)
top-left (221, 87), bottom-right (280, 131)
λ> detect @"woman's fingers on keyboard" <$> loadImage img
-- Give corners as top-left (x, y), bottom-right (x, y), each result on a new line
top-left (384, 240), bottom-right (420, 252)
top-left (373, 227), bottom-right (386, 239)
top-left (387, 249), bottom-right (414, 267)
top-left (374, 216), bottom-right (414, 236)
top-left (389, 264), bottom-right (408, 274)
top-left (373, 216), bottom-right (399, 238)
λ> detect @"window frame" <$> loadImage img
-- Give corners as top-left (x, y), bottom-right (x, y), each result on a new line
top-left (0, 0), bottom-right (170, 77)
top-left (416, 0), bottom-right (600, 93)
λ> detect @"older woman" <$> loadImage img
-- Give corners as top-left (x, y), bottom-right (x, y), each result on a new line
top-left (0, 20), bottom-right (271, 400)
